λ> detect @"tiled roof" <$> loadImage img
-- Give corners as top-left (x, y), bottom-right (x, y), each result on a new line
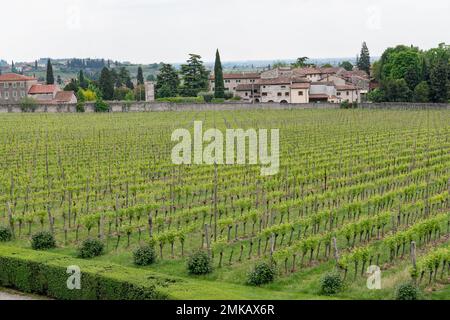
top-left (311, 81), bottom-right (335, 86)
top-left (336, 84), bottom-right (359, 90)
top-left (290, 83), bottom-right (311, 89)
top-left (28, 84), bottom-right (58, 94)
top-left (210, 73), bottom-right (260, 80)
top-left (55, 91), bottom-right (75, 102)
top-left (0, 73), bottom-right (36, 81)
top-left (257, 77), bottom-right (292, 85)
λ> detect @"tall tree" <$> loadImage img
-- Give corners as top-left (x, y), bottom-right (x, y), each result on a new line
top-left (180, 54), bottom-right (209, 97)
top-left (79, 70), bottom-right (88, 89)
top-left (137, 66), bottom-right (145, 85)
top-left (339, 61), bottom-right (354, 71)
top-left (357, 42), bottom-right (371, 75)
top-left (98, 67), bottom-right (114, 100)
top-left (429, 56), bottom-right (448, 103)
top-left (11, 61), bottom-right (17, 73)
top-left (34, 60), bottom-right (38, 71)
top-left (155, 63), bottom-right (179, 98)
top-left (292, 57), bottom-right (310, 68)
top-left (214, 49), bottom-right (225, 99)
top-left (46, 59), bottom-right (54, 85)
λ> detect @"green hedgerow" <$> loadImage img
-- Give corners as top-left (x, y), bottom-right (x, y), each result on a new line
top-left (247, 262), bottom-right (276, 286)
top-left (78, 238), bottom-right (105, 259)
top-left (133, 245), bottom-right (157, 266)
top-left (94, 99), bottom-right (110, 112)
top-left (31, 231), bottom-right (56, 250)
top-left (395, 282), bottom-right (419, 300)
top-left (0, 226), bottom-right (13, 242)
top-left (187, 250), bottom-right (213, 275)
top-left (320, 272), bottom-right (344, 295)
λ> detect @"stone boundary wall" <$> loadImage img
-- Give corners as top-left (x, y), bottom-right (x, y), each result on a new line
top-left (0, 101), bottom-right (449, 113)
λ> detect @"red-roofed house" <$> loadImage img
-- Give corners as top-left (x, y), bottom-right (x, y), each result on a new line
top-left (54, 91), bottom-right (77, 104)
top-left (209, 73), bottom-right (260, 95)
top-left (28, 84), bottom-right (60, 101)
top-left (0, 73), bottom-right (37, 103)
top-left (0, 73), bottom-right (77, 104)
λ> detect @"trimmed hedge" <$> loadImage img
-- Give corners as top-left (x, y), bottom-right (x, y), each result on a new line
top-left (0, 246), bottom-right (172, 300)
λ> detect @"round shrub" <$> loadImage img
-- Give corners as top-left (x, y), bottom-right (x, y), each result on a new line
top-left (320, 272), bottom-right (344, 295)
top-left (198, 92), bottom-right (214, 103)
top-left (133, 245), bottom-right (157, 266)
top-left (247, 262), bottom-right (276, 286)
top-left (78, 238), bottom-right (105, 259)
top-left (187, 250), bottom-right (213, 275)
top-left (31, 231), bottom-right (56, 250)
top-left (223, 91), bottom-right (234, 100)
top-left (396, 282), bottom-right (419, 300)
top-left (0, 226), bottom-right (12, 242)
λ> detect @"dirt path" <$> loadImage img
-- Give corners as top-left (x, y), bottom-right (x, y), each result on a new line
top-left (0, 288), bottom-right (47, 300)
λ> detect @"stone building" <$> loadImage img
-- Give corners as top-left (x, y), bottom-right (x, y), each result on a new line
top-left (209, 73), bottom-right (260, 95)
top-left (0, 73), bottom-right (77, 104)
top-left (0, 73), bottom-right (37, 103)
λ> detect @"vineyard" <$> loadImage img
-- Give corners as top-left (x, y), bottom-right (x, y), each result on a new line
top-left (0, 108), bottom-right (449, 300)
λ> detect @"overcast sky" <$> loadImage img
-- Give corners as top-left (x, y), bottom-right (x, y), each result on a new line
top-left (2, 0), bottom-right (449, 63)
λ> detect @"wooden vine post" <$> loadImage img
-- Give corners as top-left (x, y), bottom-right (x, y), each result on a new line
top-left (213, 161), bottom-right (218, 242)
top-left (332, 237), bottom-right (340, 267)
top-left (411, 241), bottom-right (417, 284)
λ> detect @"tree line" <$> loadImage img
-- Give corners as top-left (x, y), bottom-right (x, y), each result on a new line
top-left (369, 43), bottom-right (450, 103)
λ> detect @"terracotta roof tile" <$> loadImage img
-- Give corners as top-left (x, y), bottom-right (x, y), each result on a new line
top-left (210, 73), bottom-right (260, 80)
top-left (55, 91), bottom-right (75, 102)
top-left (28, 84), bottom-right (58, 94)
top-left (0, 73), bottom-right (36, 81)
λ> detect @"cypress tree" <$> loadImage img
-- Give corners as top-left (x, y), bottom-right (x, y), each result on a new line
top-left (99, 67), bottom-right (114, 100)
top-left (79, 70), bottom-right (88, 89)
top-left (46, 59), bottom-right (55, 84)
top-left (137, 66), bottom-right (144, 85)
top-left (214, 49), bottom-right (225, 99)
top-left (357, 42), bottom-right (371, 75)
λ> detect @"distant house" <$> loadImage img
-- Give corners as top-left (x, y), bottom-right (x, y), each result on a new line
top-left (209, 73), bottom-right (260, 95)
top-left (28, 84), bottom-right (60, 101)
top-left (209, 66), bottom-right (367, 104)
top-left (54, 91), bottom-right (77, 104)
top-left (0, 73), bottom-right (37, 103)
top-left (0, 73), bottom-right (77, 104)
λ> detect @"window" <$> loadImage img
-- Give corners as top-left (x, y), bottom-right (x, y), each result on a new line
top-left (277, 92), bottom-right (282, 96)
top-left (5, 92), bottom-right (9, 99)
top-left (3, 83), bottom-right (8, 88)
top-left (225, 80), bottom-right (230, 83)
top-left (236, 80), bottom-right (241, 83)
top-left (20, 91), bottom-right (25, 97)
top-left (346, 91), bottom-right (350, 95)
top-left (233, 87), bottom-right (236, 90)
top-left (281, 85), bottom-right (286, 89)
top-left (337, 92), bottom-right (341, 96)
top-left (13, 82), bottom-right (17, 88)
top-left (262, 92), bottom-right (268, 96)
top-left (298, 91), bottom-right (303, 96)
top-left (13, 91), bottom-right (17, 98)
top-left (20, 82), bottom-right (25, 87)
top-left (245, 92), bottom-right (248, 96)
top-left (285, 92), bottom-right (289, 96)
